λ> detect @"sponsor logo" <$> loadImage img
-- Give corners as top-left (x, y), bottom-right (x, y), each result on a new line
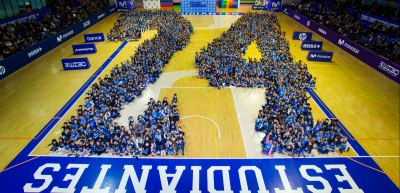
top-left (0, 66), bottom-right (5, 75)
top-left (83, 20), bottom-right (90, 28)
top-left (110, 7), bottom-right (116, 12)
top-left (119, 1), bottom-right (127, 8)
top-left (307, 21), bottom-right (310, 26)
top-left (28, 47), bottom-right (42, 57)
top-left (294, 14), bottom-right (300, 20)
top-left (318, 28), bottom-right (327, 35)
top-left (86, 36), bottom-right (103, 41)
top-left (75, 48), bottom-right (94, 52)
top-left (271, 1), bottom-right (280, 8)
top-left (303, 43), bottom-right (320, 49)
top-left (337, 39), bottom-right (359, 54)
top-left (98, 13), bottom-right (105, 19)
top-left (379, 61), bottom-right (399, 77)
top-left (311, 54), bottom-right (331, 59)
top-left (282, 8), bottom-right (288, 14)
top-left (64, 62), bottom-right (87, 68)
top-left (57, 30), bottom-right (74, 43)
top-left (299, 33), bottom-right (307, 40)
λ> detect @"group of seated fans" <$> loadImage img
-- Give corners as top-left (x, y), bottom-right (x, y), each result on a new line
top-left (49, 95), bottom-right (185, 157)
top-left (288, 0), bottom-right (400, 63)
top-left (0, 0), bottom-right (109, 60)
top-left (196, 12), bottom-right (349, 157)
top-left (107, 10), bottom-right (194, 42)
top-left (48, 10), bottom-right (193, 157)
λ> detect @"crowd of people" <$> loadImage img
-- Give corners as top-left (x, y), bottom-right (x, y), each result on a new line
top-left (49, 10), bottom-right (193, 157)
top-left (0, 0), bottom-right (109, 60)
top-left (49, 95), bottom-right (185, 157)
top-left (288, 0), bottom-right (400, 63)
top-left (196, 12), bottom-right (349, 157)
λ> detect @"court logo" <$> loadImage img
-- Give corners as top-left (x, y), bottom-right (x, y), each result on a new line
top-left (83, 20), bottom-right (91, 28)
top-left (282, 8), bottom-right (288, 14)
top-left (56, 35), bottom-right (62, 42)
top-left (337, 39), bottom-right (359, 54)
top-left (271, 1), bottom-right (280, 8)
top-left (0, 66), bottom-right (5, 75)
top-left (338, 39), bottom-right (344, 45)
top-left (379, 61), bottom-right (399, 77)
top-left (299, 33), bottom-right (307, 40)
top-left (318, 28), bottom-right (327, 35)
top-left (28, 47), bottom-right (42, 58)
top-left (98, 13), bottom-right (105, 19)
top-left (119, 1), bottom-right (127, 8)
top-left (64, 62), bottom-right (87, 68)
top-left (307, 21), bottom-right (310, 26)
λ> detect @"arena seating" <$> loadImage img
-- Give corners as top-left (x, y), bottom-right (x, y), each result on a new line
top-left (287, 0), bottom-right (400, 64)
top-left (0, 0), bottom-right (109, 60)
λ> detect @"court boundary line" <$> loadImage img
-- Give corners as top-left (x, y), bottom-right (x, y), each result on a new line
top-left (230, 87), bottom-right (249, 158)
top-left (181, 115), bottom-right (221, 138)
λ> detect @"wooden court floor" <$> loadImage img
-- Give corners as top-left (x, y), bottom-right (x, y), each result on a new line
top-left (0, 10), bottom-right (398, 187)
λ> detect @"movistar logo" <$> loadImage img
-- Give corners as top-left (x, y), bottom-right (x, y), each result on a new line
top-left (338, 39), bottom-right (345, 45)
top-left (272, 1), bottom-right (280, 8)
top-left (311, 54), bottom-right (316, 58)
top-left (119, 1), bottom-right (127, 8)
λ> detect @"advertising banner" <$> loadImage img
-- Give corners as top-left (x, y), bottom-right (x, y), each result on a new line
top-left (116, 0), bottom-right (136, 11)
top-left (307, 51), bottom-right (333, 62)
top-left (72, 44), bottom-right (97, 55)
top-left (0, 5), bottom-right (117, 80)
top-left (360, 14), bottom-right (400, 29)
top-left (181, 0), bottom-right (216, 15)
top-left (281, 6), bottom-right (400, 84)
top-left (292, 31), bottom-right (312, 40)
top-left (301, 40), bottom-right (323, 50)
top-left (0, 157), bottom-right (398, 192)
top-left (270, 0), bottom-right (281, 12)
top-left (0, 7), bottom-right (53, 28)
top-left (61, 58), bottom-right (91, 70)
top-left (84, 33), bottom-right (106, 43)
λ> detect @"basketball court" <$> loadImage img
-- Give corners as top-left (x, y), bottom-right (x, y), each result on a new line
top-left (0, 7), bottom-right (398, 192)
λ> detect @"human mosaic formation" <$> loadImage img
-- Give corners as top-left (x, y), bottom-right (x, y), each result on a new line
top-left (196, 12), bottom-right (350, 157)
top-left (48, 10), bottom-right (193, 158)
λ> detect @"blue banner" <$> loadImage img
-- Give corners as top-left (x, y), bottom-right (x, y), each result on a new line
top-left (181, 0), bottom-right (216, 15)
top-left (72, 44), bottom-right (97, 55)
top-left (0, 5), bottom-right (116, 80)
top-left (116, 0), bottom-right (136, 11)
top-left (0, 7), bottom-right (53, 28)
top-left (0, 157), bottom-right (398, 192)
top-left (307, 51), bottom-right (333, 62)
top-left (270, 0), bottom-right (281, 12)
top-left (61, 57), bottom-right (91, 70)
top-left (360, 14), bottom-right (400, 29)
top-left (84, 33), bottom-right (106, 43)
top-left (301, 40), bottom-right (323, 50)
top-left (281, 6), bottom-right (400, 84)
top-left (292, 31), bottom-right (312, 40)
